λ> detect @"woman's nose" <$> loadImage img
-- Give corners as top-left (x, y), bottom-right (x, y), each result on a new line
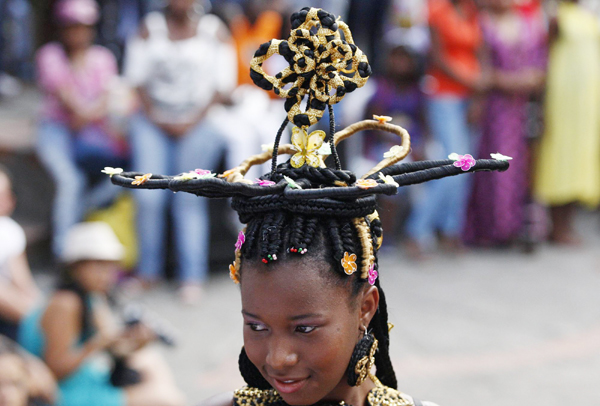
top-left (266, 338), bottom-right (298, 371)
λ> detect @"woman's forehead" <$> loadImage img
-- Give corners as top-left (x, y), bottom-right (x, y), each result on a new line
top-left (240, 258), bottom-right (353, 317)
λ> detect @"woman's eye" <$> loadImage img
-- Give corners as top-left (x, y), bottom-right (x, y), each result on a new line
top-left (247, 323), bottom-right (267, 332)
top-left (295, 325), bottom-right (316, 334)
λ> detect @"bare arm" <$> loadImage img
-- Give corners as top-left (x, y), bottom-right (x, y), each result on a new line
top-left (0, 283), bottom-right (35, 322)
top-left (8, 252), bottom-right (40, 301)
top-left (41, 292), bottom-right (116, 380)
top-left (492, 68), bottom-right (546, 95)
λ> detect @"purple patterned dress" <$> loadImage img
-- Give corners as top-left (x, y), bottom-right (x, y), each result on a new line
top-left (464, 13), bottom-right (546, 245)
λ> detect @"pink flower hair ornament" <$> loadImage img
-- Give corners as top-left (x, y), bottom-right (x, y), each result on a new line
top-left (368, 264), bottom-right (378, 285)
top-left (255, 178), bottom-right (276, 187)
top-left (235, 231), bottom-right (245, 251)
top-left (453, 154), bottom-right (476, 171)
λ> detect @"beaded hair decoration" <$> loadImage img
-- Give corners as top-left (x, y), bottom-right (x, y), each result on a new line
top-left (109, 7), bottom-right (509, 285)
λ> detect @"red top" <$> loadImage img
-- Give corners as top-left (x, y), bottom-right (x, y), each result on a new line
top-left (426, 0), bottom-right (482, 96)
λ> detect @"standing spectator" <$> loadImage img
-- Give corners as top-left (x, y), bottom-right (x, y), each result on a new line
top-left (464, 0), bottom-right (546, 246)
top-left (534, 0), bottom-right (600, 244)
top-left (229, 0), bottom-right (283, 88)
top-left (35, 0), bottom-right (129, 259)
top-left (405, 0), bottom-right (485, 256)
top-left (363, 41), bottom-right (427, 245)
top-left (124, 0), bottom-right (236, 303)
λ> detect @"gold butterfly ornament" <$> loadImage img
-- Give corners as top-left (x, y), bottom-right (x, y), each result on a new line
top-left (290, 127), bottom-right (327, 168)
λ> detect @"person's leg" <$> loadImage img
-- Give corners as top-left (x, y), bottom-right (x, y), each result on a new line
top-left (549, 203), bottom-right (580, 245)
top-left (36, 121), bottom-right (87, 257)
top-left (172, 121), bottom-right (226, 287)
top-left (129, 114), bottom-right (172, 283)
top-left (437, 98), bottom-right (472, 241)
top-left (405, 96), bottom-right (459, 252)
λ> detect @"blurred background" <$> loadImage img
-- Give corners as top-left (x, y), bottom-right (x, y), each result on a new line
top-left (1, 0), bottom-right (600, 405)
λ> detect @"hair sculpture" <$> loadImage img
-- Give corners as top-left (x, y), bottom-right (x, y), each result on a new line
top-left (109, 7), bottom-right (509, 392)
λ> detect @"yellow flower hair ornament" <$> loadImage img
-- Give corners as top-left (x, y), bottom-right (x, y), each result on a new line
top-left (290, 127), bottom-right (326, 168)
top-left (341, 252), bottom-right (358, 275)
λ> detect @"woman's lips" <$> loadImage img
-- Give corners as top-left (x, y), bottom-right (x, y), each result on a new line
top-left (271, 377), bottom-right (309, 394)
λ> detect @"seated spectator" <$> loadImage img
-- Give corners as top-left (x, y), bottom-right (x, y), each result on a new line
top-left (0, 335), bottom-right (57, 406)
top-left (124, 0), bottom-right (236, 303)
top-left (35, 0), bottom-right (129, 259)
top-left (18, 222), bottom-right (184, 406)
top-left (0, 166), bottom-right (40, 341)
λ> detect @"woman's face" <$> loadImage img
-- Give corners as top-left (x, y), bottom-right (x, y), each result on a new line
top-left (60, 24), bottom-right (94, 51)
top-left (167, 0), bottom-right (196, 16)
top-left (486, 0), bottom-right (513, 11)
top-left (241, 256), bottom-right (378, 405)
top-left (71, 260), bottom-right (119, 294)
top-left (0, 355), bottom-right (28, 406)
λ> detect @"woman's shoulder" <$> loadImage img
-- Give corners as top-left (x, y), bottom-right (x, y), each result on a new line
top-left (197, 391), bottom-right (234, 406)
top-left (88, 45), bottom-right (118, 65)
top-left (45, 290), bottom-right (84, 314)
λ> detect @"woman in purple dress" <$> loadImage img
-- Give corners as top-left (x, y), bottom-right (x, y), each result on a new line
top-left (464, 0), bottom-right (546, 246)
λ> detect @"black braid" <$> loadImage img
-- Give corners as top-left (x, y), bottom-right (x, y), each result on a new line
top-left (259, 212), bottom-right (276, 261)
top-left (326, 218), bottom-right (345, 265)
top-left (270, 118), bottom-right (290, 177)
top-left (289, 215), bottom-right (305, 251)
top-left (239, 347), bottom-right (271, 389)
top-left (327, 104), bottom-right (342, 170)
top-left (300, 217), bottom-right (319, 250)
top-left (340, 222), bottom-right (356, 255)
top-left (369, 279), bottom-right (397, 389)
top-left (266, 211), bottom-right (287, 260)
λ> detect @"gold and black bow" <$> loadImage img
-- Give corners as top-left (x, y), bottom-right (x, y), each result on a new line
top-left (250, 7), bottom-right (372, 129)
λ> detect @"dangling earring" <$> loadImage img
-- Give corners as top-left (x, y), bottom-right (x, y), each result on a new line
top-left (346, 327), bottom-right (378, 386)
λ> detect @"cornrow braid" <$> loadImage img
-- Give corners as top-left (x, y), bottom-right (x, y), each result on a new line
top-left (326, 218), bottom-right (346, 266)
top-left (300, 217), bottom-right (319, 253)
top-left (353, 218), bottom-right (375, 279)
top-left (288, 215), bottom-right (305, 253)
top-left (369, 279), bottom-right (397, 388)
top-left (340, 221), bottom-right (356, 256)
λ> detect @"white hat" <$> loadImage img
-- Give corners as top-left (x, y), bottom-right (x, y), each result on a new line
top-left (61, 222), bottom-right (124, 264)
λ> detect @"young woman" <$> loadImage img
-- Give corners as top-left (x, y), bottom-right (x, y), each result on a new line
top-left (464, 0), bottom-right (546, 246)
top-left (110, 7), bottom-right (510, 405)
top-left (534, 0), bottom-right (600, 244)
top-left (18, 222), bottom-right (184, 406)
top-left (35, 0), bottom-right (129, 258)
top-left (405, 0), bottom-right (486, 256)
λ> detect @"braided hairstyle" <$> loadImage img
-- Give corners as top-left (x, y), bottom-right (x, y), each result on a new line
top-left (233, 163), bottom-right (397, 390)
top-left (107, 4), bottom-right (510, 396)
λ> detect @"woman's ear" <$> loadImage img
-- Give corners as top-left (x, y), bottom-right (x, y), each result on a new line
top-left (358, 286), bottom-right (379, 328)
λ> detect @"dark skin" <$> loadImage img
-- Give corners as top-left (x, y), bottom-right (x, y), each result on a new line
top-left (202, 255), bottom-right (379, 406)
top-left (481, 0), bottom-right (545, 95)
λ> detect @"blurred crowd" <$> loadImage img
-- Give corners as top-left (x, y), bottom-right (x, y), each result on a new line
top-left (2, 0), bottom-right (600, 404)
